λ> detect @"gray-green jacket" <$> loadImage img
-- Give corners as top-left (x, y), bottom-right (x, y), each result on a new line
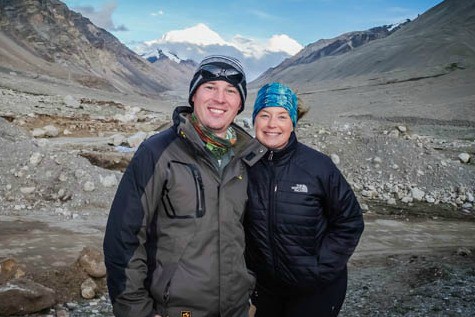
top-left (104, 106), bottom-right (266, 317)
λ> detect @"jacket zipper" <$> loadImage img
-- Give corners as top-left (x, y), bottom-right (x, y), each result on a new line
top-left (189, 164), bottom-right (205, 217)
top-left (267, 151), bottom-right (278, 274)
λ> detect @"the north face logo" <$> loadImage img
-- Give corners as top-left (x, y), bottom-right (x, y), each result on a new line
top-left (291, 184), bottom-right (308, 193)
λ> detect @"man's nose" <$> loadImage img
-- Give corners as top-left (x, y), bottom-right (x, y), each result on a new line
top-left (213, 88), bottom-right (226, 102)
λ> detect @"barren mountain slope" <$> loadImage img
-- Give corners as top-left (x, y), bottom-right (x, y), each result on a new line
top-left (0, 0), bottom-right (192, 96)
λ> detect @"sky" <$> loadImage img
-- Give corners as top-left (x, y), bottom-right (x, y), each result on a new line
top-left (63, 0), bottom-right (443, 51)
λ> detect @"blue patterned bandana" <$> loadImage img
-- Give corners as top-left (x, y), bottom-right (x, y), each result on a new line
top-left (252, 82), bottom-right (298, 127)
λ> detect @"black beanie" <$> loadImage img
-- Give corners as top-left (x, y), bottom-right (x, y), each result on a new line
top-left (188, 55), bottom-right (247, 113)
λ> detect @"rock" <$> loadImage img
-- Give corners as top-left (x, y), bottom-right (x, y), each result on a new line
top-left (108, 133), bottom-right (126, 146)
top-left (411, 187), bottom-right (426, 201)
top-left (331, 153), bottom-right (340, 165)
top-left (81, 278), bottom-right (98, 299)
top-left (78, 246), bottom-right (106, 278)
top-left (0, 278), bottom-right (55, 315)
top-left (458, 153), bottom-right (471, 163)
top-left (20, 186), bottom-right (36, 195)
top-left (126, 131), bottom-right (148, 148)
top-left (74, 169), bottom-right (87, 179)
top-left (455, 247), bottom-right (472, 256)
top-left (388, 129), bottom-right (400, 138)
top-left (397, 125), bottom-right (407, 133)
top-left (29, 152), bottom-right (43, 166)
top-left (360, 203), bottom-right (369, 212)
top-left (64, 95), bottom-right (80, 108)
top-left (387, 198), bottom-right (397, 205)
top-left (43, 125), bottom-right (60, 137)
top-left (113, 113), bottom-right (137, 123)
top-left (467, 192), bottom-right (474, 202)
top-left (31, 128), bottom-right (46, 138)
top-left (83, 181), bottom-right (95, 192)
top-left (0, 258), bottom-right (26, 284)
top-left (100, 174), bottom-right (118, 188)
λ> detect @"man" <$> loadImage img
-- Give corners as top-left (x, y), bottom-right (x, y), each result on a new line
top-left (103, 55), bottom-right (266, 317)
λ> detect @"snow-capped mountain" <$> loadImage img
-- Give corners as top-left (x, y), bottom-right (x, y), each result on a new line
top-left (133, 23), bottom-right (303, 81)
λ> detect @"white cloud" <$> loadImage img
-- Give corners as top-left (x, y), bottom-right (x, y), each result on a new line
top-left (151, 11), bottom-right (164, 17)
top-left (72, 1), bottom-right (128, 32)
top-left (146, 23), bottom-right (227, 46)
top-left (135, 23), bottom-right (303, 81)
top-left (267, 34), bottom-right (303, 55)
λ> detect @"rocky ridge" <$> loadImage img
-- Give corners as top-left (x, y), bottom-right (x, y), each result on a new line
top-left (0, 0), bottom-right (192, 96)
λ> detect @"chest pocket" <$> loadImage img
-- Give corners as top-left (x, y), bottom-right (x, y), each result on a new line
top-left (161, 160), bottom-right (206, 219)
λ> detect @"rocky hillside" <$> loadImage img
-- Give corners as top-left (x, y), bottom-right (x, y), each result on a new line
top-left (255, 24), bottom-right (407, 82)
top-left (251, 0), bottom-right (475, 88)
top-left (0, 0), bottom-right (192, 96)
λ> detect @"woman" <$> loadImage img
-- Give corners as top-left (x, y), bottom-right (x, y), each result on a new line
top-left (245, 82), bottom-right (365, 317)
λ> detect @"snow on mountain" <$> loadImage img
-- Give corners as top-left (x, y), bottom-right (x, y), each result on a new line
top-left (133, 23), bottom-right (304, 81)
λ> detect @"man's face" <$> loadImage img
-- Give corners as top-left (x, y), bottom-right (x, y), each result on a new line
top-left (192, 80), bottom-right (242, 138)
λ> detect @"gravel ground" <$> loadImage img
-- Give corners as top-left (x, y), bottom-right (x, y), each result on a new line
top-left (16, 248), bottom-right (474, 317)
top-left (1, 72), bottom-right (474, 317)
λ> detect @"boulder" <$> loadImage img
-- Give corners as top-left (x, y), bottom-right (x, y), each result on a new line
top-left (0, 278), bottom-right (55, 315)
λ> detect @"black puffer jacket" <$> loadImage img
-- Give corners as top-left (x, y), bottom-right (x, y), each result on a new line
top-left (245, 132), bottom-right (364, 292)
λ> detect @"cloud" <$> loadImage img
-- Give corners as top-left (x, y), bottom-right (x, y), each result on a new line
top-left (267, 34), bottom-right (303, 55)
top-left (248, 9), bottom-right (276, 20)
top-left (146, 23), bottom-right (227, 46)
top-left (72, 1), bottom-right (128, 32)
top-left (134, 24), bottom-right (303, 81)
top-left (151, 10), bottom-right (164, 17)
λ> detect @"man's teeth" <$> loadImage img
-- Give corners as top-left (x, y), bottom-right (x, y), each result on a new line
top-left (210, 109), bottom-right (224, 114)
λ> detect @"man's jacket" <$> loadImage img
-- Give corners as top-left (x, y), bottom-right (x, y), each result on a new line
top-left (245, 132), bottom-right (364, 292)
top-left (104, 106), bottom-right (266, 317)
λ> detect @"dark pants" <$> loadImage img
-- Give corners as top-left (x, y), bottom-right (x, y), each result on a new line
top-left (253, 269), bottom-right (348, 317)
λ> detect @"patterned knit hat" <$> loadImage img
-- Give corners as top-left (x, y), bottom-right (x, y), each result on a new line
top-left (252, 82), bottom-right (298, 127)
top-left (188, 55), bottom-right (247, 113)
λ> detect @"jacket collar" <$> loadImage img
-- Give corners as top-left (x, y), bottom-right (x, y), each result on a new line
top-left (171, 106), bottom-right (260, 159)
top-left (263, 131), bottom-right (298, 162)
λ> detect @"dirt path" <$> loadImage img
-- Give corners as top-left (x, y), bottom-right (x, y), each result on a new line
top-left (1, 212), bottom-right (474, 273)
top-left (354, 214), bottom-right (475, 260)
top-left (0, 213), bottom-right (106, 273)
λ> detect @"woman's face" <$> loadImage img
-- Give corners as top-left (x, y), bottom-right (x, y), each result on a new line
top-left (254, 107), bottom-right (293, 150)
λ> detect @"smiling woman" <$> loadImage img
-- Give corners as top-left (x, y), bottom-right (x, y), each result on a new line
top-left (245, 82), bottom-right (365, 317)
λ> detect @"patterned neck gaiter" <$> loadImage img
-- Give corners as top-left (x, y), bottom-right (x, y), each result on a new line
top-left (190, 113), bottom-right (237, 159)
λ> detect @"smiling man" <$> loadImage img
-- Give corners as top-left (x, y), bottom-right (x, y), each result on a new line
top-left (103, 55), bottom-right (267, 317)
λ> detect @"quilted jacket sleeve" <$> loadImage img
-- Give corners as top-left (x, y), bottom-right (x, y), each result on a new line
top-left (317, 164), bottom-right (365, 284)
